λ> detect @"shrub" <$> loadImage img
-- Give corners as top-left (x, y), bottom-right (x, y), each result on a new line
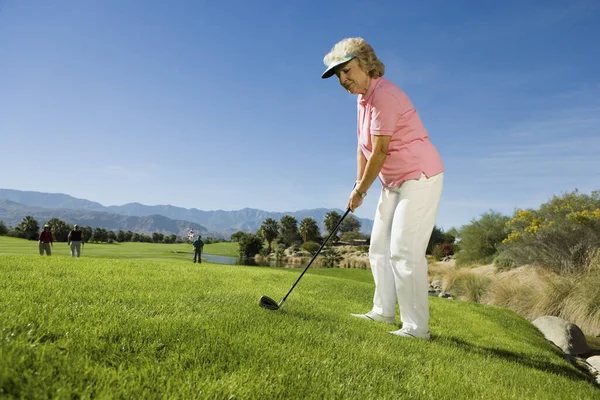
top-left (238, 234), bottom-right (264, 258)
top-left (493, 252), bottom-right (518, 271)
top-left (339, 256), bottom-right (370, 269)
top-left (589, 248), bottom-right (600, 272)
top-left (273, 243), bottom-right (286, 261)
top-left (7, 229), bottom-right (26, 239)
top-left (356, 245), bottom-right (369, 253)
top-left (455, 211), bottom-right (510, 267)
top-left (480, 270), bottom-right (540, 318)
top-left (432, 244), bottom-right (445, 261)
top-left (432, 242), bottom-right (454, 261)
top-left (499, 190), bottom-right (600, 274)
top-left (0, 221), bottom-right (8, 235)
top-left (483, 268), bottom-right (572, 318)
top-left (301, 241), bottom-right (321, 255)
top-left (442, 269), bottom-right (491, 303)
top-left (427, 226), bottom-right (456, 254)
top-left (319, 246), bottom-right (343, 268)
top-left (427, 262), bottom-right (454, 283)
top-left (560, 270), bottom-right (600, 336)
top-left (230, 231), bottom-right (246, 242)
top-left (481, 266), bottom-right (600, 335)
top-left (443, 242), bottom-right (455, 256)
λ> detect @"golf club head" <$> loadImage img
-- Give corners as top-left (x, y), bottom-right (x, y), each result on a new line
top-left (258, 295), bottom-right (280, 310)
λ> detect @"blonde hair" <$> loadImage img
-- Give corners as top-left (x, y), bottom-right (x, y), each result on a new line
top-left (323, 37), bottom-right (385, 78)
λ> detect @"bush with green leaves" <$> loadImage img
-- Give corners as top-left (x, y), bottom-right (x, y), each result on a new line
top-left (427, 226), bottom-right (456, 254)
top-left (274, 243), bottom-right (286, 262)
top-left (455, 211), bottom-right (510, 267)
top-left (339, 215), bottom-right (361, 234)
top-left (319, 245), bottom-right (343, 268)
top-left (492, 251), bottom-right (518, 271)
top-left (498, 190), bottom-right (600, 274)
top-left (7, 229), bottom-right (26, 239)
top-left (432, 243), bottom-right (454, 261)
top-left (230, 231), bottom-right (246, 242)
top-left (301, 240), bottom-right (320, 255)
top-left (0, 220), bottom-right (8, 236)
top-left (238, 234), bottom-right (264, 258)
top-left (356, 245), bottom-right (369, 253)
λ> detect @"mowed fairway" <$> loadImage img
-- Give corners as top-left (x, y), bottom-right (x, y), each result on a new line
top-left (0, 241), bottom-right (598, 398)
top-left (0, 236), bottom-right (239, 261)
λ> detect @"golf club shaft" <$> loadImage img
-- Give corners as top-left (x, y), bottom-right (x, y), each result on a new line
top-left (279, 208), bottom-right (351, 306)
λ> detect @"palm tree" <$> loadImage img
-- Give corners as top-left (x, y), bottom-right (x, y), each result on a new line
top-left (47, 218), bottom-right (70, 242)
top-left (279, 215), bottom-right (300, 248)
top-left (299, 217), bottom-right (320, 243)
top-left (320, 246), bottom-right (343, 268)
top-left (260, 218), bottom-right (279, 254)
top-left (18, 216), bottom-right (39, 240)
top-left (324, 211), bottom-right (342, 243)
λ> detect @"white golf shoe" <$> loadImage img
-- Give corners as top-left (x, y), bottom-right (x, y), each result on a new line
top-left (351, 311), bottom-right (395, 324)
top-left (388, 328), bottom-right (431, 340)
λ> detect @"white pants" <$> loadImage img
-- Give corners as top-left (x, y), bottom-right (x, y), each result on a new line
top-left (368, 172), bottom-right (444, 333)
top-left (70, 241), bottom-right (82, 257)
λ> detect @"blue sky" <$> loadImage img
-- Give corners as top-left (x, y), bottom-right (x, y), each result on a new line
top-left (1, 0), bottom-right (598, 231)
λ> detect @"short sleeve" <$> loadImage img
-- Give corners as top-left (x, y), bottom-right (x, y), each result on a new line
top-left (369, 92), bottom-right (398, 136)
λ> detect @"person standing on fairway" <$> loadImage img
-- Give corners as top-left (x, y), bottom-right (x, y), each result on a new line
top-left (68, 224), bottom-right (84, 257)
top-left (39, 224), bottom-right (54, 256)
top-left (321, 38), bottom-right (444, 340)
top-left (192, 235), bottom-right (204, 263)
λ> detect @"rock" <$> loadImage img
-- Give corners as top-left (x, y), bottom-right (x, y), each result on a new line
top-left (532, 316), bottom-right (590, 356)
top-left (431, 280), bottom-right (441, 290)
top-left (587, 355), bottom-right (600, 374)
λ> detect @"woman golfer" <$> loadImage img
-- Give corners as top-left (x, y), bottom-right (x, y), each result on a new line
top-left (321, 38), bottom-right (444, 339)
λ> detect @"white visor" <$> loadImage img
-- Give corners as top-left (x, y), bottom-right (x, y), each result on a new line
top-left (321, 56), bottom-right (356, 79)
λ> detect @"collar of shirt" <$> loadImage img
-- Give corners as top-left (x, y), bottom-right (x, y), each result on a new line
top-left (358, 77), bottom-right (382, 105)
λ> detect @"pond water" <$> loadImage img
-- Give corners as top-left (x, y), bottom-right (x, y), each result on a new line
top-left (203, 253), bottom-right (302, 268)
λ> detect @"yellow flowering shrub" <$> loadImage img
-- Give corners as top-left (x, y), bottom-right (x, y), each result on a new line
top-left (497, 190), bottom-right (600, 273)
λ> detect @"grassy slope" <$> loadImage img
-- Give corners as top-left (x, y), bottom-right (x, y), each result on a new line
top-left (0, 236), bottom-right (239, 259)
top-left (0, 253), bottom-right (597, 399)
top-left (587, 336), bottom-right (600, 352)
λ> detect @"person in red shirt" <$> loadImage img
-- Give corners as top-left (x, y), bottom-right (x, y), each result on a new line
top-left (39, 224), bottom-right (53, 256)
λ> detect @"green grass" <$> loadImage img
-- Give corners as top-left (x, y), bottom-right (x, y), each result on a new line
top-left (587, 336), bottom-right (600, 352)
top-left (1, 252), bottom-right (598, 398)
top-left (0, 236), bottom-right (239, 261)
top-left (202, 241), bottom-right (239, 257)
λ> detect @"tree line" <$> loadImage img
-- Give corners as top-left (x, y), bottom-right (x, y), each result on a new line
top-left (232, 211), bottom-right (366, 258)
top-left (232, 210), bottom-right (457, 260)
top-left (0, 216), bottom-right (216, 244)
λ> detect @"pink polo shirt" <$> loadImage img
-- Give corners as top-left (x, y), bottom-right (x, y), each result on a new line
top-left (357, 77), bottom-right (444, 190)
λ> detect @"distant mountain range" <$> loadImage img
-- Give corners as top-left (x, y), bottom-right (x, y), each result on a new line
top-left (0, 189), bottom-right (374, 238)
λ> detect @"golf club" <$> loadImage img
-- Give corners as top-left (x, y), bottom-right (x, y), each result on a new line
top-left (259, 208), bottom-right (351, 310)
